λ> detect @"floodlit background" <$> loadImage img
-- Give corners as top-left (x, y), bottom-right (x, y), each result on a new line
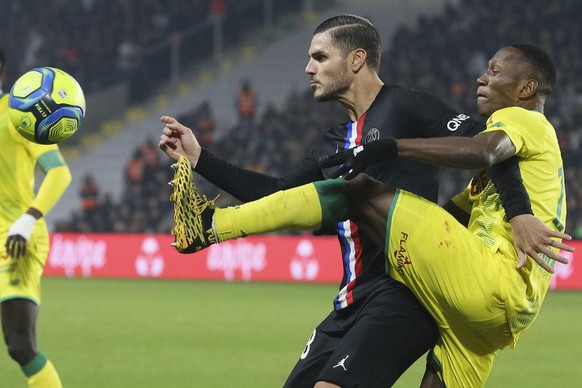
top-left (1, 0), bottom-right (581, 386)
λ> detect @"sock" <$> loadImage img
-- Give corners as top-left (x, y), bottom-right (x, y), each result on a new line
top-left (22, 352), bottom-right (62, 388)
top-left (213, 179), bottom-right (350, 241)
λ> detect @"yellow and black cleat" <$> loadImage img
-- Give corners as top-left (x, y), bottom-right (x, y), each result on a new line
top-left (170, 156), bottom-right (219, 253)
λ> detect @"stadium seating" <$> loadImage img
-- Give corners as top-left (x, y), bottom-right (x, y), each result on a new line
top-left (12, 0), bottom-right (577, 238)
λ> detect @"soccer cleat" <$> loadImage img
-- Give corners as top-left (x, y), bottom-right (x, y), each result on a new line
top-left (170, 156), bottom-right (219, 253)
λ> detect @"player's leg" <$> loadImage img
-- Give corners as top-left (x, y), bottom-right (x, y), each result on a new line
top-left (342, 173), bottom-right (395, 247)
top-left (383, 190), bottom-right (512, 386)
top-left (283, 312), bottom-right (347, 388)
top-left (170, 156), bottom-right (349, 251)
top-left (1, 299), bottom-right (62, 388)
top-left (313, 281), bottom-right (438, 387)
top-left (0, 234), bottom-right (62, 388)
top-left (420, 366), bottom-right (445, 388)
top-left (2, 298), bottom-right (38, 363)
top-left (169, 155), bottom-right (392, 252)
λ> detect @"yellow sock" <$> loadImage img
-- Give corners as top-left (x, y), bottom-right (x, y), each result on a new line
top-left (23, 352), bottom-right (62, 388)
top-left (213, 179), bottom-right (350, 241)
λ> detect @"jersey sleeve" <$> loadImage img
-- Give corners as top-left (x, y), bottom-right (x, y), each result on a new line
top-left (23, 142), bottom-right (72, 216)
top-left (482, 107), bottom-right (544, 158)
top-left (392, 87), bottom-right (485, 138)
top-left (194, 147), bottom-right (323, 202)
top-left (31, 164), bottom-right (72, 215)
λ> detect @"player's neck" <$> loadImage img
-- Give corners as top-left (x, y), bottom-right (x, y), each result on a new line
top-left (342, 77), bottom-right (384, 122)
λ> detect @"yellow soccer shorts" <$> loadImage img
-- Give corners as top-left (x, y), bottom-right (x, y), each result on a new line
top-left (385, 189), bottom-right (514, 387)
top-left (0, 231), bottom-right (49, 305)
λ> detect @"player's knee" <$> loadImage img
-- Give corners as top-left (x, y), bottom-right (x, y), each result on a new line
top-left (4, 331), bottom-right (36, 365)
top-left (347, 173), bottom-right (394, 199)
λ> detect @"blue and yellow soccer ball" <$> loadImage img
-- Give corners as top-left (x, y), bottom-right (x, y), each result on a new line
top-left (8, 67), bottom-right (86, 144)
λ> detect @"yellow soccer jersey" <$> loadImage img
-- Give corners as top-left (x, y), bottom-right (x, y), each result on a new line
top-left (452, 106), bottom-right (566, 340)
top-left (0, 93), bottom-right (66, 233)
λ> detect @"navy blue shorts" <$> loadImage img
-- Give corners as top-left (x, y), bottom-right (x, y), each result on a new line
top-left (283, 280), bottom-right (438, 387)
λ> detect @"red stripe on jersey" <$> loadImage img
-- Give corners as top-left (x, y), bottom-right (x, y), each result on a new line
top-left (344, 221), bottom-right (363, 305)
top-left (355, 112), bottom-right (367, 145)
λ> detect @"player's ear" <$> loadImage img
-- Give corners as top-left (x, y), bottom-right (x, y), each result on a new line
top-left (350, 48), bottom-right (367, 72)
top-left (518, 79), bottom-right (538, 99)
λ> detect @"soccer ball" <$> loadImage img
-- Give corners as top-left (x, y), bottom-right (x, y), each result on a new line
top-left (8, 67), bottom-right (86, 144)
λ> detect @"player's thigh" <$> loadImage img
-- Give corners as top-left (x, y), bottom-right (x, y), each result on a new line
top-left (386, 190), bottom-right (507, 328)
top-left (316, 287), bottom-right (438, 387)
top-left (345, 174), bottom-right (395, 247)
top-left (0, 234), bottom-right (48, 305)
top-left (283, 312), bottom-right (345, 388)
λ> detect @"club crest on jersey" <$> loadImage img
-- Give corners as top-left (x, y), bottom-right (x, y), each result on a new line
top-left (364, 128), bottom-right (380, 143)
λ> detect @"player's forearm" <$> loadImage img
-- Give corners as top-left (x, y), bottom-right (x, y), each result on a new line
top-left (195, 148), bottom-right (283, 201)
top-left (395, 136), bottom-right (506, 169)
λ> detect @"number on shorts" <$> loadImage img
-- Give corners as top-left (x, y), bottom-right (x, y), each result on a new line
top-left (300, 330), bottom-right (316, 359)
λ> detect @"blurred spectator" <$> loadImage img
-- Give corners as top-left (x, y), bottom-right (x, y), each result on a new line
top-left (178, 101), bottom-right (216, 146)
top-left (125, 149), bottom-right (145, 184)
top-left (235, 79), bottom-right (257, 133)
top-left (195, 102), bottom-right (216, 146)
top-left (209, 0), bottom-right (226, 17)
top-left (79, 173), bottom-right (99, 213)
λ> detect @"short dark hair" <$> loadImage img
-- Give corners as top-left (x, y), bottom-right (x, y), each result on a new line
top-left (313, 15), bottom-right (382, 72)
top-left (0, 48), bottom-right (5, 70)
top-left (510, 44), bottom-right (557, 96)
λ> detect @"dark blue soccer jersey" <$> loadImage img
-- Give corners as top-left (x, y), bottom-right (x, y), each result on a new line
top-left (195, 84), bottom-right (484, 310)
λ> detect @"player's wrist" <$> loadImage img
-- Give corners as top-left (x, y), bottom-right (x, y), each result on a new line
top-left (365, 137), bottom-right (398, 162)
top-left (8, 213), bottom-right (38, 241)
top-left (191, 147), bottom-right (208, 170)
top-left (27, 207), bottom-right (43, 219)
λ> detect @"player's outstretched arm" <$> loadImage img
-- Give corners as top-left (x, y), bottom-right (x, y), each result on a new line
top-left (319, 131), bottom-right (515, 179)
top-left (158, 116), bottom-right (202, 165)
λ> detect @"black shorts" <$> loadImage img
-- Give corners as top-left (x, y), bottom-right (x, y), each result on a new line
top-left (283, 279), bottom-right (438, 388)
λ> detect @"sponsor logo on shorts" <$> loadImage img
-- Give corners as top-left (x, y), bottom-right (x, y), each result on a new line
top-left (394, 232), bottom-right (412, 275)
top-left (333, 355), bottom-right (349, 371)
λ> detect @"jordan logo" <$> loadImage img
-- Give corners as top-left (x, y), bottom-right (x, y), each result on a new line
top-left (333, 355), bottom-right (349, 371)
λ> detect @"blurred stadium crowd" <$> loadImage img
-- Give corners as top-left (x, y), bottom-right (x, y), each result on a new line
top-left (2, 0), bottom-right (581, 238)
top-left (0, 0), bottom-right (318, 101)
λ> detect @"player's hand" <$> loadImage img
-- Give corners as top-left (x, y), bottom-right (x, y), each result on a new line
top-left (509, 214), bottom-right (574, 273)
top-left (318, 138), bottom-right (398, 179)
top-left (158, 116), bottom-right (202, 166)
top-left (5, 214), bottom-right (38, 259)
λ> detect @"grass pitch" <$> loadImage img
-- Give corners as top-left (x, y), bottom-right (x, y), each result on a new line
top-left (0, 278), bottom-right (581, 387)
